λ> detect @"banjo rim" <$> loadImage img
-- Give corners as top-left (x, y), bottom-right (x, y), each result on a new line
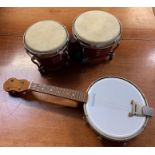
top-left (83, 76), bottom-right (149, 141)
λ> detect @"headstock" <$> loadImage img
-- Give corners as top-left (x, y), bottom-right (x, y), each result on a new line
top-left (3, 77), bottom-right (30, 95)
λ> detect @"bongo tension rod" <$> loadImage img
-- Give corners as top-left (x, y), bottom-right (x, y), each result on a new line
top-left (129, 100), bottom-right (153, 117)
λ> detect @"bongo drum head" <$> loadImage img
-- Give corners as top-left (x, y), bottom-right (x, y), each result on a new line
top-left (24, 20), bottom-right (68, 53)
top-left (73, 10), bottom-right (121, 46)
top-left (84, 77), bottom-right (148, 141)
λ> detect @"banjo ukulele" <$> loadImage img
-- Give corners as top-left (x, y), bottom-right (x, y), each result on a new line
top-left (3, 76), bottom-right (153, 141)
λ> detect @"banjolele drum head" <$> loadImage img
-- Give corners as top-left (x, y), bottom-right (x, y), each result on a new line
top-left (72, 10), bottom-right (121, 62)
top-left (84, 77), bottom-right (151, 141)
top-left (23, 20), bottom-right (69, 74)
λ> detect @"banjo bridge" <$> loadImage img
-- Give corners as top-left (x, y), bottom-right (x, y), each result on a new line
top-left (129, 100), bottom-right (153, 117)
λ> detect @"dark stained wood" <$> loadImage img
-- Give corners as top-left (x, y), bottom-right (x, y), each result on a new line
top-left (30, 82), bottom-right (87, 103)
top-left (0, 7), bottom-right (155, 40)
top-left (0, 8), bottom-right (155, 146)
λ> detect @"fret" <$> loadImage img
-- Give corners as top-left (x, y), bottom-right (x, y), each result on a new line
top-left (30, 82), bottom-right (87, 102)
top-left (61, 88), bottom-right (66, 97)
top-left (78, 91), bottom-right (82, 100)
top-left (61, 88), bottom-right (65, 95)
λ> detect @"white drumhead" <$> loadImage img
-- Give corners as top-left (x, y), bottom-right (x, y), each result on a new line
top-left (73, 10), bottom-right (121, 46)
top-left (24, 20), bottom-right (68, 53)
top-left (84, 77), bottom-right (148, 141)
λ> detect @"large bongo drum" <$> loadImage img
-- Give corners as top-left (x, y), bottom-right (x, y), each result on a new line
top-left (23, 20), bottom-right (69, 74)
top-left (72, 10), bottom-right (121, 63)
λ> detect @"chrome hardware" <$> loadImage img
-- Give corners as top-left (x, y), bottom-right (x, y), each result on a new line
top-left (129, 100), bottom-right (153, 117)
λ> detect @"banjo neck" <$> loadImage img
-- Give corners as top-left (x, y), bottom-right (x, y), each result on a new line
top-left (30, 82), bottom-right (87, 103)
top-left (3, 78), bottom-right (88, 103)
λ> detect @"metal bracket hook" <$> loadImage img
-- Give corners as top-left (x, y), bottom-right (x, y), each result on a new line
top-left (129, 100), bottom-right (153, 117)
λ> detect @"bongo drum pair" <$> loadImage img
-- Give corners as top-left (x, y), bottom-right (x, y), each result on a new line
top-left (23, 10), bottom-right (121, 74)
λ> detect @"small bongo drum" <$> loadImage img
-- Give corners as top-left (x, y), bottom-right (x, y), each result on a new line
top-left (72, 10), bottom-right (121, 63)
top-left (23, 20), bottom-right (69, 74)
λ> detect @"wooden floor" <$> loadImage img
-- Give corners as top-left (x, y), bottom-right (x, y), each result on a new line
top-left (0, 7), bottom-right (155, 146)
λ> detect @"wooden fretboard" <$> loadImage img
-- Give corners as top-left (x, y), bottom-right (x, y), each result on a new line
top-left (30, 82), bottom-right (88, 103)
